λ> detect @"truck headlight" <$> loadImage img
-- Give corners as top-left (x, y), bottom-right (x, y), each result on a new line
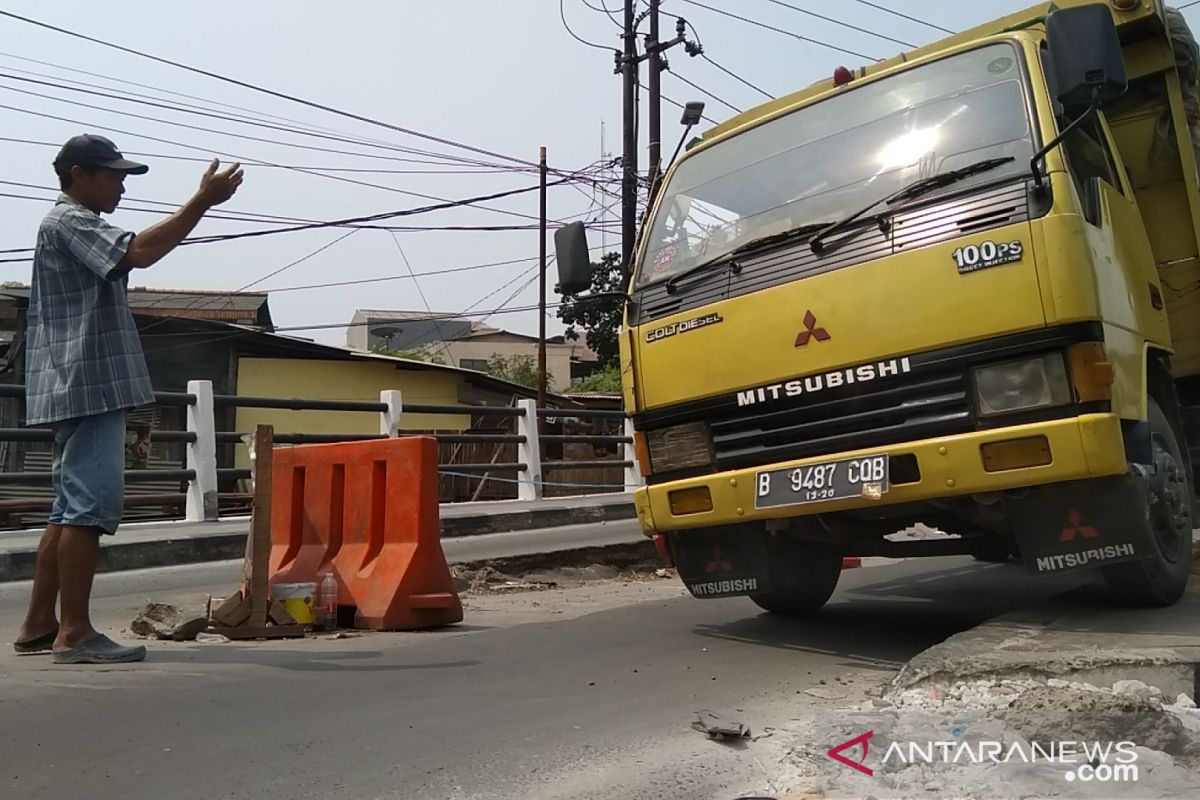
top-left (972, 354), bottom-right (1073, 417)
top-left (646, 421), bottom-right (714, 474)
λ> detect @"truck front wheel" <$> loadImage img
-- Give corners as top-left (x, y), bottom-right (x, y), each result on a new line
top-left (750, 537), bottom-right (842, 616)
top-left (1102, 399), bottom-right (1194, 607)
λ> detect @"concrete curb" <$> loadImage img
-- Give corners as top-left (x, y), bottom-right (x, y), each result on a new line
top-left (0, 499), bottom-right (638, 583)
top-left (440, 500), bottom-right (637, 537)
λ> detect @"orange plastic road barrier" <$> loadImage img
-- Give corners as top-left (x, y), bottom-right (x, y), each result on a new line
top-left (268, 436), bottom-right (462, 630)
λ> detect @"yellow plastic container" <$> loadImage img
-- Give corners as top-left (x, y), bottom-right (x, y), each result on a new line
top-left (272, 582), bottom-right (317, 625)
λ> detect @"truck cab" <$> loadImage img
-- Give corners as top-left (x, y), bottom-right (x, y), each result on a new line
top-left (555, 1), bottom-right (1200, 613)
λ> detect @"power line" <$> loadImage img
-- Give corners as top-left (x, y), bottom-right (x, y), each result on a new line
top-left (241, 244), bottom-right (611, 296)
top-left (0, 9), bottom-right (542, 169)
top-left (701, 54), bottom-right (773, 100)
top-left (676, 0), bottom-right (879, 62)
top-left (644, 83), bottom-right (719, 124)
top-left (0, 49), bottom-right (430, 155)
top-left (668, 70), bottom-right (741, 114)
top-left (174, 180), bottom-right (571, 245)
top-left (0, 191), bottom-right (592, 244)
top-left (388, 233), bottom-right (457, 364)
top-left (0, 80), bottom-right (505, 170)
top-left (240, 229), bottom-right (360, 291)
top-left (477, 272), bottom-right (542, 327)
top-left (0, 63), bottom-right (505, 169)
top-left (580, 0), bottom-right (622, 28)
top-left (759, 0), bottom-right (915, 49)
top-left (0, 180), bottom-right (570, 263)
top-left (851, 0), bottom-right (955, 35)
top-left (561, 0), bottom-right (617, 51)
top-left (0, 102), bottom-right (583, 226)
top-left (0, 71), bottom-right (524, 171)
top-left (0, 134), bottom-right (530, 174)
top-left (677, 18), bottom-right (773, 105)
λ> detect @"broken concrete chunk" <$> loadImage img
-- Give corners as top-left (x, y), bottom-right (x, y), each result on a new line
top-left (131, 603), bottom-right (208, 642)
top-left (1112, 679), bottom-right (1165, 702)
top-left (692, 710), bottom-right (750, 740)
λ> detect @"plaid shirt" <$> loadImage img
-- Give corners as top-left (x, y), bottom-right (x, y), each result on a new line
top-left (24, 195), bottom-right (154, 426)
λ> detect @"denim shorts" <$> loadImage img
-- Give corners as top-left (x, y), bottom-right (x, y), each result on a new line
top-left (48, 409), bottom-right (126, 535)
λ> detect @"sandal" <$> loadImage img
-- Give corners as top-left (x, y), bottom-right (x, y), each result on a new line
top-left (13, 627), bottom-right (58, 655)
top-left (52, 633), bottom-right (146, 665)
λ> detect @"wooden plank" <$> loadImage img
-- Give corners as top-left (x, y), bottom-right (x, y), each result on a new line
top-left (248, 424), bottom-right (274, 628)
top-left (269, 600), bottom-right (296, 626)
top-left (210, 592), bottom-right (250, 628)
top-left (213, 624), bottom-right (305, 641)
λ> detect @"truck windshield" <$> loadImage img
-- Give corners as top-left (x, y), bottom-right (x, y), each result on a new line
top-left (637, 43), bottom-right (1035, 288)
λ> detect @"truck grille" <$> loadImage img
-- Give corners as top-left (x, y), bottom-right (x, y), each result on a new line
top-left (635, 324), bottom-right (1108, 481)
top-left (709, 370), bottom-right (972, 471)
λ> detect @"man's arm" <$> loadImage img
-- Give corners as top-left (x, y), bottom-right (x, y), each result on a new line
top-left (120, 159), bottom-right (244, 269)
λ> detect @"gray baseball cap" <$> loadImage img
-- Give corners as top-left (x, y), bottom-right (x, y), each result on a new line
top-left (53, 134), bottom-right (149, 175)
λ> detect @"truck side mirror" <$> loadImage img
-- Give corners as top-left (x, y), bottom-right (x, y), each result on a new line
top-left (553, 221), bottom-right (594, 295)
top-left (1045, 4), bottom-right (1127, 115)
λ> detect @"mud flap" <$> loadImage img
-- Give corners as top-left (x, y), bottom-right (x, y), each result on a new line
top-left (669, 527), bottom-right (771, 599)
top-left (1004, 474), bottom-right (1155, 576)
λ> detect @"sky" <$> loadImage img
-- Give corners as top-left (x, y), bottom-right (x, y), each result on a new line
top-left (2, 0), bottom-right (1199, 349)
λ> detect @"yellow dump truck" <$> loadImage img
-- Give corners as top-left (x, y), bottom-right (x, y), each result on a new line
top-left (555, 1), bottom-right (1200, 611)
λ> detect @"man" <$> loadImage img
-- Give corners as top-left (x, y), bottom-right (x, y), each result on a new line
top-left (13, 134), bottom-right (243, 664)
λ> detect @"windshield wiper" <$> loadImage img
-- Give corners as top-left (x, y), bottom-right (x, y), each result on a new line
top-left (663, 223), bottom-right (829, 295)
top-left (809, 156), bottom-right (1015, 256)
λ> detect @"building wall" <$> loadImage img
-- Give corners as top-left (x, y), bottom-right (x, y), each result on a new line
top-left (234, 357), bottom-right (471, 467)
top-left (438, 340), bottom-right (576, 390)
top-left (346, 312), bottom-right (369, 351)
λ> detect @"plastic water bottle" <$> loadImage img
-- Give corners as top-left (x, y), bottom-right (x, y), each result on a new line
top-left (321, 572), bottom-right (338, 631)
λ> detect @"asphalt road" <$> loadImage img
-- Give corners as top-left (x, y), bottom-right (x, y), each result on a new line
top-left (0, 541), bottom-right (1101, 800)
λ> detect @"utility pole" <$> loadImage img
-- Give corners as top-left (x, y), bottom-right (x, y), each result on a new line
top-left (647, 0), bottom-right (662, 195)
top-left (616, 1), bottom-right (702, 282)
top-left (646, 7), bottom-right (701, 202)
top-left (537, 146), bottom-right (548, 412)
top-left (619, 0), bottom-right (638, 283)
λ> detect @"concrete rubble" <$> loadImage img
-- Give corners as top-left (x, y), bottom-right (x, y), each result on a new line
top-left (130, 602), bottom-right (208, 642)
top-left (764, 586), bottom-right (1200, 799)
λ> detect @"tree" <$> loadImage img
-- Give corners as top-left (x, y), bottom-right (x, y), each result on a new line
top-left (484, 354), bottom-right (539, 388)
top-left (568, 363), bottom-right (622, 394)
top-left (556, 251), bottom-right (624, 367)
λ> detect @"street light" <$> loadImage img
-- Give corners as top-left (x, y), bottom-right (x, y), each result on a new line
top-left (665, 101), bottom-right (705, 181)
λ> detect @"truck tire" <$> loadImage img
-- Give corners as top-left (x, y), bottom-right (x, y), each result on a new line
top-left (1102, 399), bottom-right (1194, 607)
top-left (750, 538), bottom-right (842, 616)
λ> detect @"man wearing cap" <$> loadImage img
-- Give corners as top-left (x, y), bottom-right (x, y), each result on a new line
top-left (13, 134), bottom-right (243, 664)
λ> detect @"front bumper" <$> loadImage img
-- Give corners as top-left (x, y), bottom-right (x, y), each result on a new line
top-left (632, 413), bottom-right (1127, 534)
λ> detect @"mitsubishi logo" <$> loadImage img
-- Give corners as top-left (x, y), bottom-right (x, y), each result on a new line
top-left (1059, 508), bottom-right (1101, 542)
top-left (795, 310), bottom-right (831, 347)
top-left (705, 547), bottom-right (733, 573)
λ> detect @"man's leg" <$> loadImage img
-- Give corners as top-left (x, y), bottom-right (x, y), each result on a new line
top-left (16, 524), bottom-right (62, 643)
top-left (48, 409), bottom-right (144, 661)
top-left (54, 525), bottom-right (102, 649)
top-left (15, 418), bottom-right (73, 650)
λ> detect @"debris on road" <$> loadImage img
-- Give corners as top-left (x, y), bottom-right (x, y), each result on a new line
top-left (692, 710), bottom-right (751, 741)
top-left (131, 603), bottom-right (208, 641)
top-left (194, 632), bottom-right (230, 644)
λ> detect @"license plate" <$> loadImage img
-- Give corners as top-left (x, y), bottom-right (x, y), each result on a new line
top-left (755, 455), bottom-right (889, 509)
